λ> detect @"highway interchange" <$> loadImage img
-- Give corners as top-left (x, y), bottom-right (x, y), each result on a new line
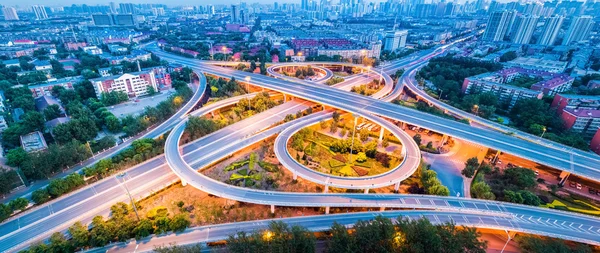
top-left (2, 37), bottom-right (600, 251)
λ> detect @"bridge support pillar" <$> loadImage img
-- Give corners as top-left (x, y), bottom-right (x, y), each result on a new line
top-left (325, 206), bottom-right (330, 214)
top-left (293, 172), bottom-right (298, 181)
top-left (558, 171), bottom-right (571, 186)
top-left (283, 93), bottom-right (287, 101)
top-left (493, 150), bottom-right (501, 163)
top-left (364, 189), bottom-right (369, 194)
top-left (210, 111), bottom-right (215, 117)
top-left (439, 134), bottom-right (448, 147)
top-left (181, 179), bottom-right (187, 186)
top-left (394, 182), bottom-right (400, 192)
top-left (270, 205), bottom-right (275, 214)
top-left (324, 185), bottom-right (329, 193)
top-left (379, 128), bottom-right (385, 143)
top-left (380, 207), bottom-right (385, 211)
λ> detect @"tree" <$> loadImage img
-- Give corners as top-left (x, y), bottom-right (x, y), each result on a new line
top-left (320, 120), bottom-right (329, 130)
top-left (48, 232), bottom-right (73, 253)
top-left (518, 190), bottom-right (541, 206)
top-left (503, 190), bottom-right (524, 204)
top-left (355, 152), bottom-right (367, 163)
top-left (105, 115), bottom-right (122, 133)
top-left (516, 235), bottom-right (591, 253)
top-left (471, 181), bottom-right (495, 200)
top-left (359, 128), bottom-right (370, 142)
top-left (413, 134), bottom-right (422, 146)
top-left (503, 167), bottom-right (537, 189)
top-left (6, 148), bottom-right (28, 167)
top-left (154, 244), bottom-right (204, 253)
top-left (9, 197), bottom-right (29, 211)
top-left (499, 51), bottom-right (517, 62)
top-left (43, 104), bottom-right (63, 121)
top-left (31, 188), bottom-right (51, 204)
top-left (69, 221), bottom-right (90, 248)
top-left (328, 222), bottom-right (357, 253)
top-left (22, 111), bottom-right (46, 132)
top-left (170, 214), bottom-right (191, 232)
top-left (461, 157), bottom-right (479, 178)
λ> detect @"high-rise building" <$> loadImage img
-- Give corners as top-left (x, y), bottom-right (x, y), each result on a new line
top-left (109, 2), bottom-right (118, 14)
top-left (32, 5), bottom-right (48, 20)
top-left (511, 15), bottom-right (539, 44)
top-left (2, 7), bottom-right (19, 21)
top-left (230, 4), bottom-right (240, 23)
top-left (301, 0), bottom-right (309, 10)
top-left (562, 15), bottom-right (594, 45)
top-left (92, 14), bottom-right (136, 26)
top-left (482, 10), bottom-right (516, 42)
top-left (152, 8), bottom-right (165, 16)
top-left (119, 3), bottom-right (135, 14)
top-left (538, 15), bottom-right (564, 46)
top-left (383, 30), bottom-right (408, 52)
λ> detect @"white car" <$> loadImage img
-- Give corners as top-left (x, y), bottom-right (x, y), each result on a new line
top-left (577, 183), bottom-right (582, 190)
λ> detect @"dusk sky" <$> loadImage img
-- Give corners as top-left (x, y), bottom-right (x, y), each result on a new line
top-left (4, 0), bottom-right (298, 6)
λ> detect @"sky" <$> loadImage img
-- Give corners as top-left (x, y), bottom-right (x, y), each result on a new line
top-left (4, 0), bottom-right (299, 7)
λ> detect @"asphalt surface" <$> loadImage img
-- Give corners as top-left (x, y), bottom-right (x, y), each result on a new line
top-left (152, 48), bottom-right (600, 183)
top-left (1, 72), bottom-right (206, 204)
top-left (267, 63), bottom-right (334, 83)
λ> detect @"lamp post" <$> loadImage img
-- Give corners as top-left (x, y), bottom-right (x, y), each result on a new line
top-left (116, 173), bottom-right (140, 221)
top-left (208, 42), bottom-right (214, 61)
top-left (245, 76), bottom-right (252, 111)
top-left (473, 104), bottom-right (479, 115)
top-left (348, 115), bottom-right (358, 163)
top-left (222, 46), bottom-right (228, 61)
top-left (366, 66), bottom-right (371, 78)
top-left (540, 126), bottom-right (547, 139)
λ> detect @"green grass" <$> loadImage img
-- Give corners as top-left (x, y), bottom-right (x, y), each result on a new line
top-left (328, 159), bottom-right (345, 168)
top-left (258, 161), bottom-right (279, 172)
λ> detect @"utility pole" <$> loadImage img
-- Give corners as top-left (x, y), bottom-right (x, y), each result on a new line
top-left (348, 115), bottom-right (358, 163)
top-left (117, 173), bottom-right (140, 221)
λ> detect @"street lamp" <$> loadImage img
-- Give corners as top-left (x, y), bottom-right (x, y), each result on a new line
top-left (245, 76), bottom-right (252, 111)
top-left (116, 173), bottom-right (140, 221)
top-left (366, 66), bottom-right (371, 78)
top-left (540, 126), bottom-right (547, 139)
top-left (348, 115), bottom-right (358, 163)
top-left (222, 46), bottom-right (228, 61)
top-left (473, 104), bottom-right (479, 114)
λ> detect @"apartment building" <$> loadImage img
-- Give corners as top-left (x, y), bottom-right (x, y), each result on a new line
top-left (90, 71), bottom-right (158, 99)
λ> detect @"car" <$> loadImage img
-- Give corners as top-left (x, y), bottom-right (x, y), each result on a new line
top-left (569, 181), bottom-right (577, 188)
top-left (576, 183), bottom-right (582, 190)
top-left (496, 160), bottom-right (502, 165)
top-left (589, 188), bottom-right (597, 195)
top-left (535, 170), bottom-right (539, 176)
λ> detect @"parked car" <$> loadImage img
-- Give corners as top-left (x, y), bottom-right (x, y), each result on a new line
top-left (569, 181), bottom-right (577, 188)
top-left (534, 170), bottom-right (539, 176)
top-left (576, 183), bottom-right (582, 190)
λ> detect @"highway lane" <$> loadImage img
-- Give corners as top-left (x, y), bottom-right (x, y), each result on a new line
top-left (400, 58), bottom-right (600, 163)
top-left (165, 116), bottom-right (600, 246)
top-left (1, 71), bottom-right (206, 204)
top-left (0, 93), bottom-right (286, 252)
top-left (274, 108), bottom-right (420, 190)
top-left (88, 210), bottom-right (530, 253)
top-left (164, 75), bottom-right (600, 246)
top-left (267, 63), bottom-right (334, 83)
top-left (153, 51), bottom-right (600, 183)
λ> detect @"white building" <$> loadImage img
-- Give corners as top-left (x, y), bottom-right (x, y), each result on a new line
top-left (562, 16), bottom-right (594, 45)
top-left (511, 15), bottom-right (539, 44)
top-left (482, 10), bottom-right (517, 42)
top-left (90, 71), bottom-right (158, 98)
top-left (32, 5), bottom-right (48, 20)
top-left (2, 7), bottom-right (19, 21)
top-left (383, 30), bottom-right (408, 52)
top-left (538, 15), bottom-right (564, 46)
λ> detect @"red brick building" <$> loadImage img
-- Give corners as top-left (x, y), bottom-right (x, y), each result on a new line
top-left (591, 128), bottom-right (600, 155)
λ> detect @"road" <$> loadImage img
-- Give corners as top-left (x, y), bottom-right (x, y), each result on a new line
top-left (274, 109), bottom-right (420, 190)
top-left (0, 93), bottom-right (291, 252)
top-left (152, 48), bottom-right (600, 184)
top-left (87, 210), bottom-right (525, 253)
top-left (267, 63), bottom-right (334, 83)
top-left (1, 72), bottom-right (206, 204)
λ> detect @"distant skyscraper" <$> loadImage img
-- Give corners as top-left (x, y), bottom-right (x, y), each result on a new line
top-left (109, 2), bottom-right (118, 14)
top-left (230, 4), bottom-right (240, 23)
top-left (383, 30), bottom-right (408, 52)
top-left (32, 5), bottom-right (48, 20)
top-left (301, 0), bottom-right (309, 10)
top-left (482, 10), bottom-right (516, 41)
top-left (511, 15), bottom-right (539, 44)
top-left (538, 15), bottom-right (564, 46)
top-left (119, 3), bottom-right (135, 14)
top-left (208, 5), bottom-right (215, 15)
top-left (152, 8), bottom-right (165, 16)
top-left (2, 7), bottom-right (19, 20)
top-left (562, 15), bottom-right (594, 45)
top-left (92, 14), bottom-right (136, 26)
